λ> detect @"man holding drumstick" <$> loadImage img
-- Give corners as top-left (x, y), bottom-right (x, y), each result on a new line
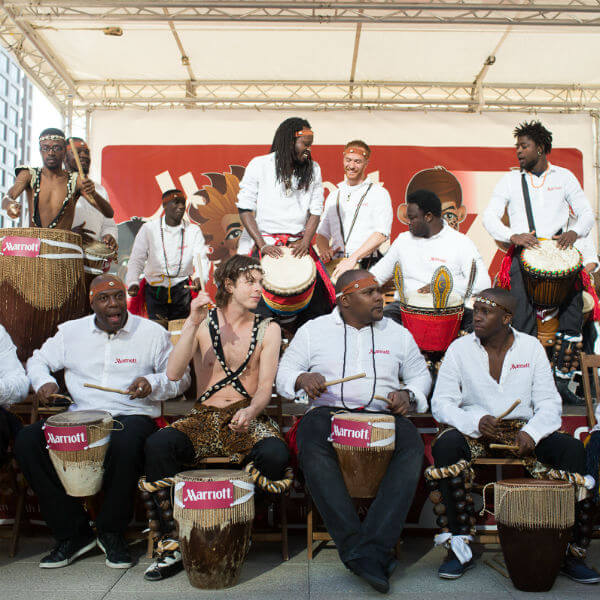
top-left (15, 274), bottom-right (189, 571)
top-left (429, 287), bottom-right (598, 583)
top-left (276, 269), bottom-right (431, 594)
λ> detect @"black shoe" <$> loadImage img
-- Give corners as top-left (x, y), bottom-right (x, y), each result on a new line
top-left (347, 557), bottom-right (390, 594)
top-left (97, 532), bottom-right (134, 569)
top-left (39, 534), bottom-right (97, 569)
top-left (438, 550), bottom-right (475, 579)
top-left (386, 558), bottom-right (399, 578)
top-left (561, 555), bottom-right (600, 584)
top-left (144, 548), bottom-right (183, 581)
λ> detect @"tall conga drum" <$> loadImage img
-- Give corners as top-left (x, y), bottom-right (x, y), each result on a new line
top-left (330, 412), bottom-right (395, 498)
top-left (495, 479), bottom-right (574, 592)
top-left (44, 410), bottom-right (114, 497)
top-left (0, 227), bottom-right (87, 361)
top-left (174, 469), bottom-right (255, 589)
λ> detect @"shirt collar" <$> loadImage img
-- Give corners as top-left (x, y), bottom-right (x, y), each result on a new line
top-left (90, 311), bottom-right (133, 336)
top-left (161, 216), bottom-right (185, 231)
top-left (409, 220), bottom-right (448, 242)
top-left (339, 178), bottom-right (370, 192)
top-left (472, 326), bottom-right (519, 351)
top-left (331, 306), bottom-right (386, 331)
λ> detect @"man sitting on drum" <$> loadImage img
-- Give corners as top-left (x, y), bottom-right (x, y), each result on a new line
top-left (139, 255), bottom-right (290, 582)
top-left (126, 188), bottom-right (209, 323)
top-left (429, 287), bottom-right (599, 584)
top-left (370, 189), bottom-right (490, 329)
top-left (236, 117), bottom-right (335, 329)
top-left (315, 140), bottom-right (393, 279)
top-left (277, 269), bottom-right (431, 594)
top-left (483, 120), bottom-right (595, 373)
top-left (15, 274), bottom-right (190, 571)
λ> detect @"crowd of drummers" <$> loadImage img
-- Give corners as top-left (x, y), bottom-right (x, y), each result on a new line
top-left (0, 118), bottom-right (599, 594)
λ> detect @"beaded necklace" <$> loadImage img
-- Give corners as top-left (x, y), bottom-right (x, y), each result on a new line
top-left (159, 217), bottom-right (185, 279)
top-left (31, 168), bottom-right (78, 228)
top-left (528, 167), bottom-right (549, 189)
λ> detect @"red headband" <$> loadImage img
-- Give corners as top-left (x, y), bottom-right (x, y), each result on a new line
top-left (295, 128), bottom-right (314, 138)
top-left (89, 278), bottom-right (126, 303)
top-left (337, 275), bottom-right (379, 298)
top-left (162, 193), bottom-right (185, 206)
top-left (344, 146), bottom-right (369, 158)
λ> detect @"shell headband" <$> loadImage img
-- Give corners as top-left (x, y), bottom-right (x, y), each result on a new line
top-left (473, 295), bottom-right (513, 315)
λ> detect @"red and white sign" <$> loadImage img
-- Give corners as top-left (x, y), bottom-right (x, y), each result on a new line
top-left (331, 418), bottom-right (372, 448)
top-left (1, 236), bottom-right (41, 257)
top-left (44, 425), bottom-right (88, 452)
top-left (180, 481), bottom-right (235, 509)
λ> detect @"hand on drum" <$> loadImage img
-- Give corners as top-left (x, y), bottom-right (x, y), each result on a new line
top-left (318, 244), bottom-right (342, 264)
top-left (189, 291), bottom-right (213, 324)
top-left (102, 234), bottom-right (118, 252)
top-left (37, 382), bottom-right (59, 406)
top-left (127, 377), bottom-right (151, 399)
top-left (387, 390), bottom-right (411, 416)
top-left (229, 407), bottom-right (255, 433)
top-left (289, 238), bottom-right (310, 259)
top-left (553, 230), bottom-right (577, 250)
top-left (478, 414), bottom-right (501, 438)
top-left (261, 244), bottom-right (284, 259)
top-left (296, 372), bottom-right (326, 399)
top-left (332, 257), bottom-right (357, 281)
top-left (417, 284), bottom-right (432, 294)
top-left (509, 231), bottom-right (539, 249)
top-left (514, 430), bottom-right (535, 457)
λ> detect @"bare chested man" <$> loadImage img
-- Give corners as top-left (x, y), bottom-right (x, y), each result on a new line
top-left (139, 254), bottom-right (290, 582)
top-left (2, 128), bottom-right (113, 230)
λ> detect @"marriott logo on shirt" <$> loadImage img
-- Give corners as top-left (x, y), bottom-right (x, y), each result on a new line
top-left (510, 362), bottom-right (530, 370)
top-left (114, 357), bottom-right (137, 364)
top-left (369, 349), bottom-right (390, 355)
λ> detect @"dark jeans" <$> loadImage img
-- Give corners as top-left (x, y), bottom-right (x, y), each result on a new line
top-left (144, 426), bottom-right (290, 482)
top-left (509, 253), bottom-right (583, 336)
top-left (145, 280), bottom-right (191, 322)
top-left (432, 428), bottom-right (586, 534)
top-left (15, 414), bottom-right (157, 541)
top-left (383, 301), bottom-right (474, 333)
top-left (297, 406), bottom-right (424, 564)
top-left (0, 406), bottom-right (22, 467)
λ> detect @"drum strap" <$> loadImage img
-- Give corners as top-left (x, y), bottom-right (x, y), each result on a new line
top-left (336, 183), bottom-right (373, 253)
top-left (520, 173), bottom-right (537, 234)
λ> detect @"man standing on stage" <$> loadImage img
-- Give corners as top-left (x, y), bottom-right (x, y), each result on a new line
top-left (316, 140), bottom-right (392, 280)
top-left (2, 128), bottom-right (113, 230)
top-left (126, 189), bottom-right (209, 323)
top-left (236, 117), bottom-right (335, 327)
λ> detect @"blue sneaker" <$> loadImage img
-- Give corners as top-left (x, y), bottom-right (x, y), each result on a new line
top-left (438, 550), bottom-right (475, 579)
top-left (561, 555), bottom-right (600, 584)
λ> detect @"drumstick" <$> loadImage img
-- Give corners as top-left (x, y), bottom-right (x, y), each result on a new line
top-left (489, 443), bottom-right (519, 451)
top-left (68, 138), bottom-right (99, 209)
top-left (374, 394), bottom-right (393, 405)
top-left (496, 400), bottom-right (521, 421)
top-left (323, 373), bottom-right (366, 387)
top-left (48, 393), bottom-right (71, 401)
top-left (84, 383), bottom-right (130, 395)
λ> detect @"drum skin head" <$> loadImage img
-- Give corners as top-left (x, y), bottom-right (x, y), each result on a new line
top-left (261, 247), bottom-right (316, 294)
top-left (46, 409), bottom-right (111, 426)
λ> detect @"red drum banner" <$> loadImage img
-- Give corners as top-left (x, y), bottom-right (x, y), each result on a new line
top-left (43, 425), bottom-right (88, 452)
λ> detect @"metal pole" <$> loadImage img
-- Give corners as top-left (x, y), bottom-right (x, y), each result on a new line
top-left (592, 112), bottom-right (600, 250)
top-left (65, 95), bottom-right (73, 137)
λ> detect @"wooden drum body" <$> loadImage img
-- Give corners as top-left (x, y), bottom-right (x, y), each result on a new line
top-left (400, 291), bottom-right (464, 353)
top-left (83, 240), bottom-right (117, 287)
top-left (44, 410), bottom-right (113, 497)
top-left (0, 227), bottom-right (87, 361)
top-left (520, 240), bottom-right (582, 308)
top-left (174, 469), bottom-right (255, 589)
top-left (495, 479), bottom-right (574, 592)
top-left (261, 247), bottom-right (316, 315)
top-left (331, 412), bottom-right (395, 498)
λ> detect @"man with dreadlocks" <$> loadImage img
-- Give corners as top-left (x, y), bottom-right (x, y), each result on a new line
top-left (483, 121), bottom-right (596, 379)
top-left (2, 128), bottom-right (113, 230)
top-left (139, 254), bottom-right (290, 582)
top-left (236, 117), bottom-right (335, 328)
top-left (276, 269), bottom-right (431, 594)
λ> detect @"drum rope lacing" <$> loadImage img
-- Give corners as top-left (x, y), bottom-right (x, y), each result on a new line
top-left (244, 462), bottom-right (294, 494)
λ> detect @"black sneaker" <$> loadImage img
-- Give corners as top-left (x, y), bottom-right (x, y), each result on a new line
top-left (346, 556), bottom-right (390, 594)
top-left (39, 534), bottom-right (97, 569)
top-left (561, 555), bottom-right (600, 584)
top-left (438, 550), bottom-right (475, 579)
top-left (144, 539), bottom-right (183, 582)
top-left (97, 532), bottom-right (134, 569)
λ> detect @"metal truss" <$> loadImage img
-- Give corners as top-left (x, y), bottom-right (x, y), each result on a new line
top-left (5, 1), bottom-right (600, 27)
top-left (72, 79), bottom-right (600, 113)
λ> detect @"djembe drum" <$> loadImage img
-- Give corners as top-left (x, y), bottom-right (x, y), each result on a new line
top-left (330, 412), bottom-right (395, 498)
top-left (0, 227), bottom-right (87, 361)
top-left (174, 469), bottom-right (255, 589)
top-left (261, 247), bottom-right (316, 316)
top-left (495, 478), bottom-right (574, 592)
top-left (520, 240), bottom-right (582, 308)
top-left (44, 410), bottom-right (114, 497)
top-left (83, 239), bottom-right (117, 286)
top-left (400, 291), bottom-right (464, 353)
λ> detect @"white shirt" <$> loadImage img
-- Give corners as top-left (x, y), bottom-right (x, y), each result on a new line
top-left (370, 222), bottom-right (491, 299)
top-left (0, 324), bottom-right (29, 406)
top-left (483, 164), bottom-right (594, 244)
top-left (276, 308), bottom-right (432, 413)
top-left (574, 231), bottom-right (599, 271)
top-left (125, 217), bottom-right (209, 288)
top-left (26, 313), bottom-right (190, 418)
top-left (72, 183), bottom-right (118, 242)
top-left (317, 179), bottom-right (393, 257)
top-left (236, 152), bottom-right (324, 254)
top-left (431, 329), bottom-right (561, 444)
